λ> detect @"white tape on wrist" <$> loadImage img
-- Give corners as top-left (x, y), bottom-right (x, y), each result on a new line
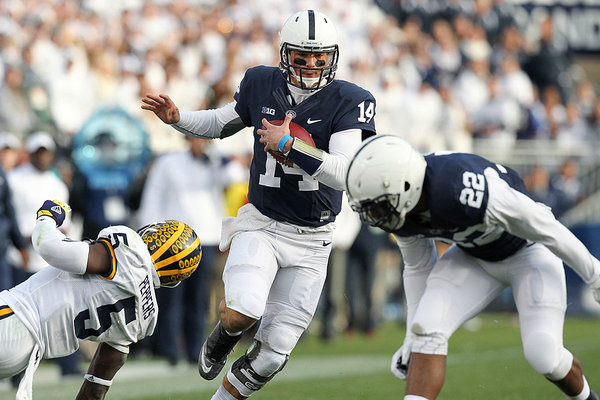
top-left (84, 374), bottom-right (113, 387)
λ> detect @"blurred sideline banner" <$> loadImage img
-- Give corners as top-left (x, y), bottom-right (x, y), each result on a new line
top-left (511, 0), bottom-right (600, 53)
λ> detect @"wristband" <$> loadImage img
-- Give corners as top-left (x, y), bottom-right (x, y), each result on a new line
top-left (84, 373), bottom-right (113, 387)
top-left (277, 134), bottom-right (293, 152)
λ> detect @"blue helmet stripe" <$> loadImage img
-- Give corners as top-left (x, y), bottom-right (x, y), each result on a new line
top-left (308, 10), bottom-right (315, 40)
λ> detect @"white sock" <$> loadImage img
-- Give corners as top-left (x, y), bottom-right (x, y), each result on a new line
top-left (210, 384), bottom-right (238, 400)
top-left (569, 376), bottom-right (590, 400)
top-left (404, 396), bottom-right (429, 400)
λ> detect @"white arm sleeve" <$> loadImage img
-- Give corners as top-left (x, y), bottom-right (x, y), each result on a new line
top-left (312, 128), bottom-right (363, 190)
top-left (172, 101), bottom-right (245, 139)
top-left (396, 236), bottom-right (438, 337)
top-left (32, 217), bottom-right (89, 274)
top-left (484, 168), bottom-right (600, 284)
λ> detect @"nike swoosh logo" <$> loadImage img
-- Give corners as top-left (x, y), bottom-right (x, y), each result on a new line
top-left (199, 348), bottom-right (212, 373)
top-left (322, 241), bottom-right (332, 246)
top-left (307, 118), bottom-right (322, 124)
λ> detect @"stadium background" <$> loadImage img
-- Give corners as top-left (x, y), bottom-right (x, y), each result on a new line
top-left (1, 0), bottom-right (600, 398)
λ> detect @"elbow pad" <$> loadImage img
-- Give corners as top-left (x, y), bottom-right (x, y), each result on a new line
top-left (32, 217), bottom-right (89, 274)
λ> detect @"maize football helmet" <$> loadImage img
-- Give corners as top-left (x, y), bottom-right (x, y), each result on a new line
top-left (279, 10), bottom-right (339, 90)
top-left (138, 220), bottom-right (202, 287)
top-left (346, 135), bottom-right (427, 231)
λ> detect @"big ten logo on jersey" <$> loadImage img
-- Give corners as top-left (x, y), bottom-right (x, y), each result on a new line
top-left (139, 275), bottom-right (155, 320)
top-left (262, 107), bottom-right (276, 116)
top-left (459, 171), bottom-right (485, 208)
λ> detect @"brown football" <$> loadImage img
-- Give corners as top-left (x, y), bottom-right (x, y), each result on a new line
top-left (267, 120), bottom-right (315, 164)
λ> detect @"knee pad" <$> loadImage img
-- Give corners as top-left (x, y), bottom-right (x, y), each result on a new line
top-left (261, 325), bottom-right (299, 355)
top-left (410, 323), bottom-right (448, 356)
top-left (227, 340), bottom-right (289, 397)
top-left (523, 331), bottom-right (572, 379)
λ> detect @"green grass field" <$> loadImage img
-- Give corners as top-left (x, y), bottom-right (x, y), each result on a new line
top-left (1, 313), bottom-right (599, 400)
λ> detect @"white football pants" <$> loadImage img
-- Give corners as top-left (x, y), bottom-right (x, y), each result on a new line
top-left (411, 242), bottom-right (568, 371)
top-left (223, 219), bottom-right (333, 355)
top-left (0, 310), bottom-right (36, 378)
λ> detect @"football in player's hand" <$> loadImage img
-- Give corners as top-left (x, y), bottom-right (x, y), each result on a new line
top-left (267, 120), bottom-right (315, 165)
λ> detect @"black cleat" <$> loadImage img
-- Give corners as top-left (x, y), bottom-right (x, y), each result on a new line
top-left (198, 322), bottom-right (242, 380)
top-left (587, 390), bottom-right (600, 400)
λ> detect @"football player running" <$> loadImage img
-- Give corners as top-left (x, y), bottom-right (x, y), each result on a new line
top-left (0, 200), bottom-right (202, 400)
top-left (142, 10), bottom-right (376, 400)
top-left (346, 135), bottom-right (600, 400)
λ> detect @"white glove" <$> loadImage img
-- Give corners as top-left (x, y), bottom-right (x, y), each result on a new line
top-left (589, 277), bottom-right (600, 304)
top-left (390, 338), bottom-right (412, 380)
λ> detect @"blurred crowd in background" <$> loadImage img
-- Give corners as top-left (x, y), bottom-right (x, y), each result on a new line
top-left (0, 0), bottom-right (599, 371)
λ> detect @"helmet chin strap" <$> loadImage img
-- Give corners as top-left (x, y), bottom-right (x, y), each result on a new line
top-left (290, 68), bottom-right (321, 89)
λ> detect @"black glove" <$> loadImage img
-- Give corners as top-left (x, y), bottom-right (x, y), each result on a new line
top-left (36, 200), bottom-right (71, 227)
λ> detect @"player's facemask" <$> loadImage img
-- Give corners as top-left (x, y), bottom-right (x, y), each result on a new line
top-left (280, 46), bottom-right (338, 90)
top-left (351, 194), bottom-right (406, 231)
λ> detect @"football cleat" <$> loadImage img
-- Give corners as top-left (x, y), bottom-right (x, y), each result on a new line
top-left (198, 322), bottom-right (242, 380)
top-left (587, 390), bottom-right (600, 400)
top-left (138, 220), bottom-right (202, 288)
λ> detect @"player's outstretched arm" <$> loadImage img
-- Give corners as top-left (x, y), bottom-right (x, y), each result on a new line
top-left (75, 343), bottom-right (128, 400)
top-left (141, 93), bottom-right (180, 124)
top-left (484, 170), bottom-right (600, 287)
top-left (33, 200), bottom-right (111, 276)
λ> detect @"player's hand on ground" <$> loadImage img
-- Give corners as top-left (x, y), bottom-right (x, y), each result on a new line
top-left (141, 93), bottom-right (180, 124)
top-left (258, 113), bottom-right (292, 153)
top-left (36, 199), bottom-right (71, 227)
top-left (390, 339), bottom-right (412, 380)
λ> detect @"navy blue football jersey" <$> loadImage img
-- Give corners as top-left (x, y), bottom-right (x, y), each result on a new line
top-left (234, 66), bottom-right (376, 226)
top-left (393, 152), bottom-right (529, 261)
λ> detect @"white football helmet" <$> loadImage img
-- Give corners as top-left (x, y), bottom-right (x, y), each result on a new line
top-left (346, 135), bottom-right (427, 231)
top-left (279, 10), bottom-right (339, 90)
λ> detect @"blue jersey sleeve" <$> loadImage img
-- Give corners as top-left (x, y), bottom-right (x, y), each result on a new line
top-left (329, 80), bottom-right (376, 135)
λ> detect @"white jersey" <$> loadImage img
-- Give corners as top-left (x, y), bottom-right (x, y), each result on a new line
top-left (0, 226), bottom-right (159, 358)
